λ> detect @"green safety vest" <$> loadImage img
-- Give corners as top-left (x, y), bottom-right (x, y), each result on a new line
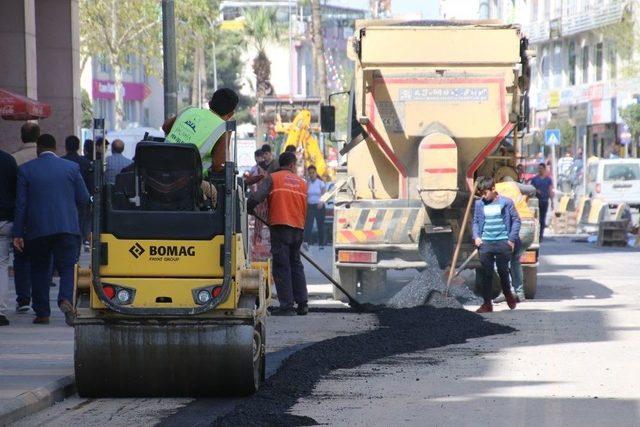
top-left (165, 107), bottom-right (227, 170)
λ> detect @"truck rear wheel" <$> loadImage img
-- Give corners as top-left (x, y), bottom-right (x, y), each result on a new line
top-left (523, 266), bottom-right (538, 299)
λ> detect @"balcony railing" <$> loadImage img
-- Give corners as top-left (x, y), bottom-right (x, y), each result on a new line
top-left (525, 0), bottom-right (630, 43)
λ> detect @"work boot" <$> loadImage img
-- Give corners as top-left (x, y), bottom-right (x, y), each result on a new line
top-left (505, 292), bottom-right (517, 310)
top-left (476, 302), bottom-right (493, 313)
top-left (0, 314), bottom-right (9, 326)
top-left (296, 304), bottom-right (309, 316)
top-left (33, 316), bottom-right (50, 324)
top-left (58, 299), bottom-right (76, 327)
top-left (270, 307), bottom-right (296, 316)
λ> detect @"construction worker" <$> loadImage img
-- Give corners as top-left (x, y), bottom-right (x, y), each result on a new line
top-left (472, 176), bottom-right (521, 313)
top-left (162, 88), bottom-right (238, 173)
top-left (494, 176), bottom-right (536, 302)
top-left (248, 151), bottom-right (308, 316)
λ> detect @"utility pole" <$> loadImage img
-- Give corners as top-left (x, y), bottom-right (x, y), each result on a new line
top-left (162, 0), bottom-right (178, 118)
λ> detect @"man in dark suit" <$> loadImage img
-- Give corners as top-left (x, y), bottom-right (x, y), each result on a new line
top-left (63, 135), bottom-right (92, 246)
top-left (13, 134), bottom-right (91, 325)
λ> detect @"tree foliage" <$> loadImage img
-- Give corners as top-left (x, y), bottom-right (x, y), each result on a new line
top-left (602, 11), bottom-right (639, 78)
top-left (79, 0), bottom-right (161, 129)
top-left (620, 103), bottom-right (640, 146)
top-left (242, 7), bottom-right (284, 97)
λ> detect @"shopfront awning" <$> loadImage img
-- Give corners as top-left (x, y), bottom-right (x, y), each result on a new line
top-left (0, 89), bottom-right (51, 120)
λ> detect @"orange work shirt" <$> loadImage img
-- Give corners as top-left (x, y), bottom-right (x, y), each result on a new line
top-left (268, 170), bottom-right (308, 229)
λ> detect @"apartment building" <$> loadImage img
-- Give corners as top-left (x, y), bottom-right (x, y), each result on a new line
top-left (525, 0), bottom-right (637, 157)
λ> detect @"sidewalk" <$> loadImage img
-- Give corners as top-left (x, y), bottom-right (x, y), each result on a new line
top-left (0, 277), bottom-right (75, 426)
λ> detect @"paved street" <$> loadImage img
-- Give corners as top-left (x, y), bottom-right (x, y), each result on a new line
top-left (1, 238), bottom-right (638, 426)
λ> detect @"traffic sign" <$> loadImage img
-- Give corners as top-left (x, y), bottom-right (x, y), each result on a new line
top-left (545, 129), bottom-right (561, 146)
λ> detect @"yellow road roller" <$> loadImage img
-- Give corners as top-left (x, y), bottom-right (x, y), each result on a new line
top-left (73, 122), bottom-right (269, 396)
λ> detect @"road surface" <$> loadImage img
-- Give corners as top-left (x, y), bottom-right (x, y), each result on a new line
top-left (11, 239), bottom-right (640, 426)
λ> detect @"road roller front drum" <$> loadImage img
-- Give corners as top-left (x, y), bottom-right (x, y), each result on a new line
top-left (74, 319), bottom-right (265, 397)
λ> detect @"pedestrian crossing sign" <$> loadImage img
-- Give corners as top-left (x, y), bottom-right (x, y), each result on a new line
top-left (545, 129), bottom-right (561, 146)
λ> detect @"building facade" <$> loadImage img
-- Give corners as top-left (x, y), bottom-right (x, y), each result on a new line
top-left (525, 0), bottom-right (637, 158)
top-left (80, 56), bottom-right (164, 133)
top-left (0, 0), bottom-right (80, 154)
top-left (220, 0), bottom-right (366, 99)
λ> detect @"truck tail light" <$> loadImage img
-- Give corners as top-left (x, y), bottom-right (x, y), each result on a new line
top-left (520, 250), bottom-right (537, 264)
top-left (595, 183), bottom-right (601, 193)
top-left (338, 250), bottom-right (377, 264)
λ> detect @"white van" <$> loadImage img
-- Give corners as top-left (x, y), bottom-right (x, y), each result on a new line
top-left (586, 158), bottom-right (640, 207)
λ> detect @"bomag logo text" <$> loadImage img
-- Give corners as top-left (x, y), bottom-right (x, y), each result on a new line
top-left (149, 245), bottom-right (196, 257)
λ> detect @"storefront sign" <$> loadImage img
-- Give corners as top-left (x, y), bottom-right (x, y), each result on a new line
top-left (548, 91), bottom-right (560, 108)
top-left (92, 80), bottom-right (151, 101)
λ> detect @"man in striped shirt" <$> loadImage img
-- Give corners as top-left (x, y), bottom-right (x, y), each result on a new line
top-left (472, 177), bottom-right (521, 313)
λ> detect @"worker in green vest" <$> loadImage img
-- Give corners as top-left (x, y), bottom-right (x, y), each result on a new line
top-left (163, 88), bottom-right (239, 173)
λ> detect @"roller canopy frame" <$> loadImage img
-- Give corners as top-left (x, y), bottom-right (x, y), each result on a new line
top-left (90, 122), bottom-right (239, 316)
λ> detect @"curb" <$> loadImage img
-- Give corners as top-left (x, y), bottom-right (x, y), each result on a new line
top-left (0, 375), bottom-right (75, 426)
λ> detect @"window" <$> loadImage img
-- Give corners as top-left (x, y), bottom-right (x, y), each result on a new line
top-left (541, 52), bottom-right (550, 90)
top-left (595, 43), bottom-right (603, 81)
top-left (97, 55), bottom-right (110, 74)
top-left (581, 45), bottom-right (589, 83)
top-left (568, 42), bottom-right (576, 85)
top-left (124, 100), bottom-right (137, 123)
top-left (608, 45), bottom-right (617, 80)
top-left (553, 43), bottom-right (563, 88)
top-left (544, 0), bottom-right (550, 19)
top-left (603, 164), bottom-right (640, 181)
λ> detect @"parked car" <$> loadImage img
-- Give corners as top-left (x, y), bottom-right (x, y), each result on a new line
top-left (586, 158), bottom-right (640, 208)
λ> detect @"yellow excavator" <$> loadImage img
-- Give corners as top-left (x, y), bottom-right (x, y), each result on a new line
top-left (276, 109), bottom-right (333, 180)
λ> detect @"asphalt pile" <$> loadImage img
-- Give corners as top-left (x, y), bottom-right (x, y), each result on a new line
top-left (213, 306), bottom-right (514, 426)
top-left (387, 244), bottom-right (482, 309)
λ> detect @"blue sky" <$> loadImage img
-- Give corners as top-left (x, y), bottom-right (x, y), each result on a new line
top-left (333, 0), bottom-right (440, 18)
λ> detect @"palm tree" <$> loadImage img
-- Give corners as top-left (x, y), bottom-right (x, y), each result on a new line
top-left (242, 7), bottom-right (283, 98)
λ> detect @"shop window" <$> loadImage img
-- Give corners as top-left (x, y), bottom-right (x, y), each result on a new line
top-left (595, 43), bottom-right (603, 81)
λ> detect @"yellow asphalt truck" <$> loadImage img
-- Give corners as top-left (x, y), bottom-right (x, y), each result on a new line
top-left (73, 122), bottom-right (269, 396)
top-left (324, 20), bottom-right (538, 302)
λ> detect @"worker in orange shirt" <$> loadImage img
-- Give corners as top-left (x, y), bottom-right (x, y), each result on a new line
top-left (248, 151), bottom-right (309, 316)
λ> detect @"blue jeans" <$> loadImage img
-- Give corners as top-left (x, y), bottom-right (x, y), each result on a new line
top-left (28, 233), bottom-right (79, 317)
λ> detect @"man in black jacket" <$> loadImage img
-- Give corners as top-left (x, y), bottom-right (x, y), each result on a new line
top-left (0, 148), bottom-right (18, 325)
top-left (63, 136), bottom-right (93, 247)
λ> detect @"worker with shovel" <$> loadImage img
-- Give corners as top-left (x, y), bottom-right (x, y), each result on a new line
top-left (472, 177), bottom-right (521, 313)
top-left (248, 151), bottom-right (309, 316)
